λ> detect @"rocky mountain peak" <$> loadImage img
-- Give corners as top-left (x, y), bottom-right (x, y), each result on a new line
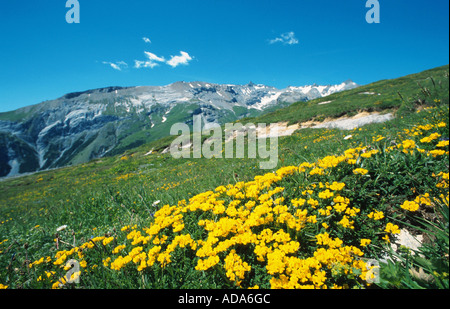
top-left (0, 79), bottom-right (358, 178)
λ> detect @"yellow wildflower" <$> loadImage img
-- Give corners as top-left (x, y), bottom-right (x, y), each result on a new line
top-left (384, 223), bottom-right (400, 234)
top-left (112, 244), bottom-right (126, 254)
top-left (401, 139), bottom-right (416, 149)
top-left (224, 250), bottom-right (251, 284)
top-left (102, 236), bottom-right (114, 246)
top-left (338, 215), bottom-right (354, 229)
top-left (420, 133), bottom-right (441, 143)
top-left (436, 140), bottom-right (449, 148)
top-left (353, 168), bottom-right (369, 175)
top-left (400, 200), bottom-right (420, 212)
top-left (318, 189), bottom-right (334, 200)
top-left (360, 239), bottom-right (371, 247)
top-left (429, 149), bottom-right (446, 157)
top-left (195, 255), bottom-right (220, 271)
top-left (309, 167), bottom-right (325, 176)
top-left (291, 198), bottom-right (306, 207)
top-left (103, 257), bottom-right (111, 267)
top-left (368, 210), bottom-right (384, 220)
top-left (327, 182), bottom-right (345, 191)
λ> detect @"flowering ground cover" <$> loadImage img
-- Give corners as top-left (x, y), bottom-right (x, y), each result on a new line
top-left (0, 67), bottom-right (448, 289)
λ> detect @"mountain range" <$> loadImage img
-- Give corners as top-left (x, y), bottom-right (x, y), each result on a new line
top-left (0, 80), bottom-right (358, 178)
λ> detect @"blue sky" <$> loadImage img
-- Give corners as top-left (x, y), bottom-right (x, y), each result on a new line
top-left (0, 0), bottom-right (448, 112)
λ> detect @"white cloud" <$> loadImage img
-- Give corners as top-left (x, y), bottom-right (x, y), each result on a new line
top-left (134, 51), bottom-right (166, 69)
top-left (134, 60), bottom-right (156, 69)
top-left (135, 50), bottom-right (193, 68)
top-left (269, 31), bottom-right (299, 45)
top-left (102, 61), bottom-right (128, 71)
top-left (144, 51), bottom-right (165, 62)
top-left (102, 37), bottom-right (195, 72)
top-left (166, 51), bottom-right (193, 68)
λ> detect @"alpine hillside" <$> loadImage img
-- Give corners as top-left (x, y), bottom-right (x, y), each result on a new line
top-left (0, 80), bottom-right (358, 177)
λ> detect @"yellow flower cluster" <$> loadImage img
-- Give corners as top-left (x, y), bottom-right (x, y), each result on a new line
top-left (353, 168), bottom-right (369, 175)
top-left (384, 223), bottom-right (400, 234)
top-left (368, 210), bottom-right (384, 220)
top-left (399, 118), bottom-right (449, 158)
top-left (115, 173), bottom-right (134, 181)
top-left (401, 139), bottom-right (416, 149)
top-left (68, 152), bottom-right (377, 289)
top-left (98, 153), bottom-right (378, 288)
top-left (429, 149), bottom-right (446, 157)
top-left (52, 245), bottom-right (87, 266)
top-left (110, 246), bottom-right (145, 271)
top-left (434, 172), bottom-right (449, 189)
top-left (112, 244), bottom-right (126, 254)
top-left (28, 235), bottom-right (114, 286)
top-left (37, 271), bottom-right (56, 282)
top-left (436, 140), bottom-right (449, 148)
top-left (29, 256), bottom-right (52, 268)
top-left (400, 200), bottom-right (420, 212)
top-left (268, 232), bottom-right (366, 289)
top-left (110, 228), bottom-right (197, 271)
top-left (195, 255), bottom-right (220, 271)
top-left (360, 149), bottom-right (379, 158)
top-left (400, 193), bottom-right (432, 212)
top-left (26, 111), bottom-right (448, 289)
top-left (420, 132), bottom-right (441, 144)
top-left (224, 250), bottom-right (251, 286)
top-left (360, 239), bottom-right (371, 247)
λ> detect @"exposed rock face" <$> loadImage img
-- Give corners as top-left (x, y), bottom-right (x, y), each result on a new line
top-left (0, 80), bottom-right (358, 177)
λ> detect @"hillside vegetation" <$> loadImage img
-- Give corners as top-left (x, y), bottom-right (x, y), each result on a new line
top-left (0, 65), bottom-right (448, 289)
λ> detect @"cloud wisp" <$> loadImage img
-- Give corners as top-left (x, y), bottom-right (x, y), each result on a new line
top-left (104, 38), bottom-right (194, 71)
top-left (102, 61), bottom-right (128, 71)
top-left (134, 51), bottom-right (166, 69)
top-left (134, 51), bottom-right (193, 69)
top-left (269, 31), bottom-right (299, 45)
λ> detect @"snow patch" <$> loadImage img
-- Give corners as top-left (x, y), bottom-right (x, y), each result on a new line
top-left (253, 85), bottom-right (266, 90)
top-left (311, 113), bottom-right (394, 130)
top-left (318, 100), bottom-right (333, 105)
top-left (65, 109), bottom-right (87, 123)
top-left (145, 148), bottom-right (154, 156)
top-left (38, 121), bottom-right (62, 137)
top-left (250, 92), bottom-right (282, 110)
top-left (7, 159), bottom-right (20, 177)
top-left (176, 97), bottom-right (191, 102)
top-left (165, 105), bottom-right (175, 115)
top-left (360, 92), bottom-right (381, 95)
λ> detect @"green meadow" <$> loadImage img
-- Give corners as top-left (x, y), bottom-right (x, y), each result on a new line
top-left (0, 65), bottom-right (448, 289)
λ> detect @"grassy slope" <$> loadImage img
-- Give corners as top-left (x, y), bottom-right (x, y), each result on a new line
top-left (252, 65), bottom-right (449, 125)
top-left (0, 65), bottom-right (448, 289)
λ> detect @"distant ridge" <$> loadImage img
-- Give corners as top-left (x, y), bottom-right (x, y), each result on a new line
top-left (0, 79), bottom-right (358, 177)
